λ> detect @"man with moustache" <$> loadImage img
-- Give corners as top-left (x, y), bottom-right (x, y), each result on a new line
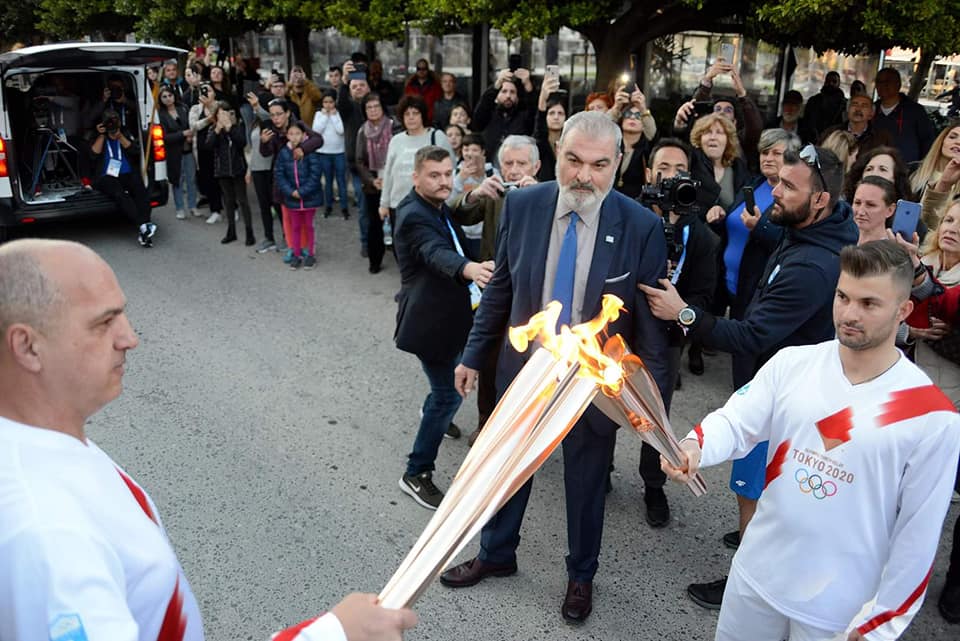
top-left (641, 145), bottom-right (858, 609)
top-left (440, 112), bottom-right (671, 623)
top-left (393, 147), bottom-right (495, 510)
top-left (663, 241), bottom-right (960, 641)
top-left (819, 94), bottom-right (893, 158)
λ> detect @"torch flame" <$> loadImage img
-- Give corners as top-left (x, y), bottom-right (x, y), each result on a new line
top-left (508, 295), bottom-right (630, 392)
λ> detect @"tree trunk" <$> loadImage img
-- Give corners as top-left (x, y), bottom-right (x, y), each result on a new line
top-left (285, 19), bottom-right (312, 79)
top-left (908, 49), bottom-right (935, 102)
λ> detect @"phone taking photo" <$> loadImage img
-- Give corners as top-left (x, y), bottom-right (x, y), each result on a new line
top-left (891, 200), bottom-right (921, 239)
top-left (720, 43), bottom-right (735, 64)
top-left (508, 54), bottom-right (523, 72)
top-left (545, 64), bottom-right (559, 82)
top-left (743, 186), bottom-right (755, 216)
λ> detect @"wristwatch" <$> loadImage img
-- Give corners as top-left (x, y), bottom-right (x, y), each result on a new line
top-left (678, 306), bottom-right (697, 328)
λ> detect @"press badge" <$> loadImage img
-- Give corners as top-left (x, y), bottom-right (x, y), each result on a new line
top-left (106, 159), bottom-right (122, 177)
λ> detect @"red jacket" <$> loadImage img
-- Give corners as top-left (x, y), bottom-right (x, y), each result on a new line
top-left (404, 77), bottom-right (443, 123)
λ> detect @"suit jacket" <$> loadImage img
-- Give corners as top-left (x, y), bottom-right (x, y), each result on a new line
top-left (394, 189), bottom-right (474, 362)
top-left (461, 182), bottom-right (672, 434)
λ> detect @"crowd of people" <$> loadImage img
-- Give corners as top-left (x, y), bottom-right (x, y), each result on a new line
top-left (3, 43), bottom-right (960, 641)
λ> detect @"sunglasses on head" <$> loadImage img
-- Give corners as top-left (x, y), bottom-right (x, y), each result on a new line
top-left (799, 144), bottom-right (827, 192)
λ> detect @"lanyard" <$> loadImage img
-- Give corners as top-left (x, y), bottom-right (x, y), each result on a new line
top-left (444, 215), bottom-right (467, 257)
top-left (107, 138), bottom-right (121, 161)
top-left (444, 215), bottom-right (483, 308)
top-left (670, 225), bottom-right (691, 285)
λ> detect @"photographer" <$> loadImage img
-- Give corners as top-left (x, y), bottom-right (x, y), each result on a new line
top-left (628, 138), bottom-right (718, 527)
top-left (472, 67), bottom-right (535, 161)
top-left (450, 134), bottom-right (540, 445)
top-left (90, 109), bottom-right (155, 247)
top-left (84, 75), bottom-right (134, 135)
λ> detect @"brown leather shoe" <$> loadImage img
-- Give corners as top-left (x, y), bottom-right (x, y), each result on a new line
top-left (439, 557), bottom-right (517, 588)
top-left (561, 580), bottom-right (593, 624)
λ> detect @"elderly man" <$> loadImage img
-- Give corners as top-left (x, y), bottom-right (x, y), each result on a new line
top-left (819, 94), bottom-right (893, 158)
top-left (440, 112), bottom-right (671, 624)
top-left (872, 67), bottom-right (935, 164)
top-left (0, 239), bottom-right (417, 641)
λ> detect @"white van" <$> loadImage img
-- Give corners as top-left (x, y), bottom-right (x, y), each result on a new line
top-left (0, 42), bottom-right (186, 242)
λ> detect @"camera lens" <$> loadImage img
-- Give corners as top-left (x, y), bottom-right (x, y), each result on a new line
top-left (675, 182), bottom-right (698, 208)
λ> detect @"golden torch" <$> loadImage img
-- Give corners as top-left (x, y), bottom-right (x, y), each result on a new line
top-left (377, 295), bottom-right (705, 609)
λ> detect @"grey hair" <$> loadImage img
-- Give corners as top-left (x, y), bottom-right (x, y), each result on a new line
top-left (758, 128), bottom-right (802, 154)
top-left (498, 135), bottom-right (540, 167)
top-left (0, 240), bottom-right (66, 334)
top-left (557, 111), bottom-right (622, 157)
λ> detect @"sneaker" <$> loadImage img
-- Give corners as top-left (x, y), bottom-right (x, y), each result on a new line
top-left (290, 255), bottom-right (302, 270)
top-left (175, 209), bottom-right (187, 220)
top-left (323, 208), bottom-right (332, 219)
top-left (643, 487), bottom-right (670, 528)
top-left (303, 255), bottom-right (316, 270)
top-left (191, 207), bottom-right (204, 218)
top-left (399, 472), bottom-right (444, 510)
top-left (205, 212), bottom-right (222, 224)
top-left (137, 224), bottom-right (152, 247)
top-left (444, 422), bottom-right (462, 439)
top-left (342, 209), bottom-right (350, 220)
top-left (256, 240), bottom-right (277, 253)
top-left (301, 249), bottom-right (309, 259)
top-left (722, 530), bottom-right (740, 550)
top-left (282, 249), bottom-right (294, 264)
top-left (687, 577), bottom-right (727, 610)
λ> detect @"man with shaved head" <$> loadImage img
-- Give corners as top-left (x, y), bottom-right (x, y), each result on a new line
top-left (0, 240), bottom-right (416, 641)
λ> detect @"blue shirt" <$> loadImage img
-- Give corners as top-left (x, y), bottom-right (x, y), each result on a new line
top-left (102, 138), bottom-right (132, 176)
top-left (724, 180), bottom-right (774, 295)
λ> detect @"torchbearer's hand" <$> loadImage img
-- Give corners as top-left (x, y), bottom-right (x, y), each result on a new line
top-left (330, 593), bottom-right (418, 641)
top-left (661, 439), bottom-right (701, 484)
top-left (455, 364), bottom-right (479, 398)
top-left (637, 278), bottom-right (688, 321)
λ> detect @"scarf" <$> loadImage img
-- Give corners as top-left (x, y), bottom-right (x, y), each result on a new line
top-left (363, 117), bottom-right (393, 172)
top-left (922, 251), bottom-right (960, 287)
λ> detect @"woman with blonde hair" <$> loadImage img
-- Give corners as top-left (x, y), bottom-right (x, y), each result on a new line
top-left (690, 113), bottom-right (750, 223)
top-left (820, 129), bottom-right (858, 172)
top-left (910, 123), bottom-right (960, 228)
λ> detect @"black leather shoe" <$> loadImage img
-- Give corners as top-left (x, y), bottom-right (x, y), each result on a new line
top-left (688, 348), bottom-right (704, 375)
top-left (644, 487), bottom-right (670, 528)
top-left (940, 582), bottom-right (960, 623)
top-left (561, 580), bottom-right (593, 624)
top-left (440, 557), bottom-right (517, 588)
top-left (220, 233), bottom-right (237, 244)
top-left (722, 530), bottom-right (740, 550)
top-left (687, 577), bottom-right (727, 610)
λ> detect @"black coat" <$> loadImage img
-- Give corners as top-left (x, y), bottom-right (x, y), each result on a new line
top-left (668, 213), bottom-right (719, 346)
top-left (472, 85), bottom-right (535, 159)
top-left (202, 123), bottom-right (247, 179)
top-left (158, 105), bottom-right (191, 185)
top-left (614, 139), bottom-right (651, 199)
top-left (394, 189), bottom-right (474, 362)
top-left (690, 149), bottom-right (750, 219)
top-left (532, 109), bottom-right (557, 183)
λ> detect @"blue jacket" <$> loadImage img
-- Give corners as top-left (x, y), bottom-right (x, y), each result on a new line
top-left (690, 199), bottom-right (858, 380)
top-left (274, 147), bottom-right (323, 210)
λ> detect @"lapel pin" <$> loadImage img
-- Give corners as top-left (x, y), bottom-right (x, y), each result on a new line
top-left (605, 235), bottom-right (615, 244)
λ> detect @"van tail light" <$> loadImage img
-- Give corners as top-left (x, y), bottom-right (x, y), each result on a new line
top-left (0, 138), bottom-right (8, 178)
top-left (151, 125), bottom-right (165, 162)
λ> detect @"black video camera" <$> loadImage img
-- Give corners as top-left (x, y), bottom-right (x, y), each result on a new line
top-left (639, 172), bottom-right (700, 217)
top-left (101, 110), bottom-right (121, 135)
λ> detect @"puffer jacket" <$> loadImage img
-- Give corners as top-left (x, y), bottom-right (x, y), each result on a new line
top-left (202, 122), bottom-right (247, 178)
top-left (274, 145), bottom-right (323, 210)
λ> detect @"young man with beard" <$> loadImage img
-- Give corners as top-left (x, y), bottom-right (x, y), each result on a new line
top-left (640, 145), bottom-right (859, 609)
top-left (472, 69), bottom-right (535, 160)
top-left (663, 240), bottom-right (960, 641)
top-left (441, 112), bottom-right (671, 624)
top-left (393, 147), bottom-right (495, 510)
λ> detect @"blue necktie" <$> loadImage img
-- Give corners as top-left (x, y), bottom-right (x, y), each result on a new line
top-left (551, 212), bottom-right (580, 329)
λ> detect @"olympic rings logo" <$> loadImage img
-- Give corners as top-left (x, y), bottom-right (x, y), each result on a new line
top-left (795, 468), bottom-right (838, 500)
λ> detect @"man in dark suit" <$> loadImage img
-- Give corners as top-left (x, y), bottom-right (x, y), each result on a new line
top-left (440, 112), bottom-right (672, 623)
top-left (394, 146), bottom-right (494, 511)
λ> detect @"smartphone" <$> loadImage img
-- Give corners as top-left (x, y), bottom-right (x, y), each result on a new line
top-left (743, 186), bottom-right (755, 215)
top-left (508, 54), bottom-right (523, 72)
top-left (348, 63), bottom-right (367, 82)
top-left (720, 43), bottom-right (735, 64)
top-left (694, 100), bottom-right (714, 117)
top-left (627, 53), bottom-right (638, 88)
top-left (545, 64), bottom-right (560, 82)
top-left (892, 200), bottom-right (921, 239)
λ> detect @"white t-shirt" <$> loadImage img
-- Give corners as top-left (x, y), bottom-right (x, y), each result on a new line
top-left (0, 417), bottom-right (205, 641)
top-left (689, 340), bottom-right (960, 640)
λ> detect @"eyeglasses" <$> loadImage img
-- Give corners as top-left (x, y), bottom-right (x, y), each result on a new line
top-left (416, 66), bottom-right (428, 71)
top-left (799, 144), bottom-right (827, 192)
top-left (623, 110), bottom-right (644, 119)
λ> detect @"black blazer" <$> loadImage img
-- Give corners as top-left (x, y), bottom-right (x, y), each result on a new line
top-left (394, 189), bottom-right (474, 362)
top-left (690, 149), bottom-right (750, 218)
top-left (461, 182), bottom-right (673, 431)
top-left (158, 105), bottom-right (191, 185)
top-left (614, 138), bottom-right (650, 199)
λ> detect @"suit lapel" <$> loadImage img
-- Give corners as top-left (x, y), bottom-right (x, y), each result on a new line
top-left (526, 184), bottom-right (559, 314)
top-left (582, 196), bottom-right (624, 318)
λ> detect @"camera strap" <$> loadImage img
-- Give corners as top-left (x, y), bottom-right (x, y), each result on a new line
top-left (670, 225), bottom-right (691, 286)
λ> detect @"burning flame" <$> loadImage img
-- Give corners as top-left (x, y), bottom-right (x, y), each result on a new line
top-left (508, 295), bottom-right (630, 392)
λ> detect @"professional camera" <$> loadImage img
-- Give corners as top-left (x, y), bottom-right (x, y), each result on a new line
top-left (639, 172), bottom-right (700, 217)
top-left (661, 217), bottom-right (685, 265)
top-left (101, 110), bottom-right (120, 134)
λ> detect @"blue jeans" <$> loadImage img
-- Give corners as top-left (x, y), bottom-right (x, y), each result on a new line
top-left (351, 169), bottom-right (368, 245)
top-left (318, 152), bottom-right (348, 212)
top-left (172, 153), bottom-right (198, 211)
top-left (407, 354), bottom-right (462, 476)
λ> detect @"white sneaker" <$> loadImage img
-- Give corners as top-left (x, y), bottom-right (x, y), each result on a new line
top-left (175, 209), bottom-right (187, 220)
top-left (205, 212), bottom-right (222, 224)
top-left (191, 207), bottom-right (204, 218)
top-left (234, 212), bottom-right (239, 222)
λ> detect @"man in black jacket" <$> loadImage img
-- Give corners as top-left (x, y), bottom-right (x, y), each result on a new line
top-left (339, 60), bottom-right (373, 256)
top-left (634, 138), bottom-right (719, 526)
top-left (640, 145), bottom-right (858, 609)
top-left (873, 67), bottom-right (936, 164)
top-left (472, 70), bottom-right (536, 161)
top-left (394, 146), bottom-right (494, 510)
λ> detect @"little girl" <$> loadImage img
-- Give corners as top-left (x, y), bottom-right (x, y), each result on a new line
top-left (274, 123), bottom-right (322, 269)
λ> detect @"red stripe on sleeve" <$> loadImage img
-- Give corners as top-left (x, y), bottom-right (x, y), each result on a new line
top-left (694, 424), bottom-right (704, 448)
top-left (876, 385), bottom-right (957, 427)
top-left (763, 440), bottom-right (791, 489)
top-left (856, 566), bottom-right (933, 635)
top-left (116, 468), bottom-right (158, 525)
top-left (157, 578), bottom-right (187, 641)
top-left (272, 616), bottom-right (322, 641)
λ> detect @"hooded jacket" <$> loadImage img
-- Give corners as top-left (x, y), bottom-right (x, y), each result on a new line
top-left (274, 145), bottom-right (323, 210)
top-left (688, 198), bottom-right (858, 378)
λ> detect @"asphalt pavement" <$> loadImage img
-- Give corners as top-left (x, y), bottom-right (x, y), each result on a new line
top-left (18, 200), bottom-right (959, 641)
